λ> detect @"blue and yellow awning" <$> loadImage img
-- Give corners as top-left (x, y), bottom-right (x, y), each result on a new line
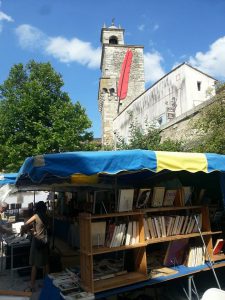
top-left (16, 150), bottom-right (225, 186)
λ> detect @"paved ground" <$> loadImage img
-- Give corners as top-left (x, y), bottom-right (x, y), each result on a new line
top-left (0, 268), bottom-right (42, 300)
top-left (1, 237), bottom-right (225, 300)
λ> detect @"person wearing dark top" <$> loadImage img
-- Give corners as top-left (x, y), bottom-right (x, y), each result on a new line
top-left (23, 201), bottom-right (49, 292)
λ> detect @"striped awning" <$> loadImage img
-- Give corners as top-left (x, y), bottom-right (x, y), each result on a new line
top-left (15, 150), bottom-right (225, 186)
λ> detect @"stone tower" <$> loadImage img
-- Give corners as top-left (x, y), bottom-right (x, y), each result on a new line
top-left (98, 21), bottom-right (145, 146)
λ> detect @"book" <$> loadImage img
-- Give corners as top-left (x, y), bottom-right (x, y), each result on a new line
top-left (144, 218), bottom-right (151, 240)
top-left (61, 291), bottom-right (95, 300)
top-left (147, 217), bottom-right (156, 238)
top-left (150, 187), bottom-right (165, 207)
top-left (213, 239), bottom-right (225, 255)
top-left (118, 189), bottom-right (134, 212)
top-left (163, 189), bottom-right (177, 206)
top-left (54, 279), bottom-right (79, 292)
top-left (105, 222), bottom-right (116, 247)
top-left (164, 239), bottom-right (189, 266)
top-left (125, 221), bottom-right (132, 245)
top-left (110, 224), bottom-right (120, 247)
top-left (150, 266), bottom-right (178, 278)
top-left (91, 221), bottom-right (106, 246)
top-left (136, 189), bottom-right (151, 208)
top-left (130, 221), bottom-right (137, 245)
top-left (153, 217), bottom-right (161, 238)
top-left (182, 186), bottom-right (192, 204)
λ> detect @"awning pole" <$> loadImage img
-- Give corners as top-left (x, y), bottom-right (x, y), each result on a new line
top-left (194, 214), bottom-right (221, 289)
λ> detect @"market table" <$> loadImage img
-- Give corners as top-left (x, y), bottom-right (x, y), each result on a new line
top-left (39, 261), bottom-right (225, 300)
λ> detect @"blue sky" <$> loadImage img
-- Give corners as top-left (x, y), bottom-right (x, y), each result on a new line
top-left (0, 0), bottom-right (225, 138)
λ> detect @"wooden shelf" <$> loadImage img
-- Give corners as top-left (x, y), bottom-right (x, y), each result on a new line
top-left (90, 211), bottom-right (143, 219)
top-left (146, 231), bottom-right (222, 245)
top-left (81, 243), bottom-right (147, 255)
top-left (213, 253), bottom-right (225, 261)
top-left (93, 271), bottom-right (147, 292)
top-left (142, 205), bottom-right (202, 213)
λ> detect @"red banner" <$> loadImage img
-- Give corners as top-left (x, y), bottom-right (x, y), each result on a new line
top-left (117, 50), bottom-right (133, 100)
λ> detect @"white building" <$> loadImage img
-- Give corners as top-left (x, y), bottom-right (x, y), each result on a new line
top-left (113, 63), bottom-right (216, 144)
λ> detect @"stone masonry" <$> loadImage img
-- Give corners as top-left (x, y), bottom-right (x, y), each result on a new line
top-left (98, 23), bottom-right (145, 146)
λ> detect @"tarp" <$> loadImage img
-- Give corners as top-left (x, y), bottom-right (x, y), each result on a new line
top-left (0, 173), bottom-right (17, 185)
top-left (16, 150), bottom-right (225, 186)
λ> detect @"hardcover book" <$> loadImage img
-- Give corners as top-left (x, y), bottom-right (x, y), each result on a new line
top-left (136, 189), bottom-right (151, 208)
top-left (91, 221), bottom-right (106, 247)
top-left (151, 187), bottom-right (165, 207)
top-left (213, 239), bottom-right (225, 255)
top-left (163, 189), bottom-right (177, 207)
top-left (118, 189), bottom-right (134, 212)
top-left (164, 239), bottom-right (189, 266)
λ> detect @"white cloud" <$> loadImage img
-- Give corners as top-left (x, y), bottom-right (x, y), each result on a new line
top-left (153, 24), bottom-right (159, 31)
top-left (0, 11), bottom-right (13, 22)
top-left (15, 24), bottom-right (47, 49)
top-left (0, 10), bottom-right (13, 33)
top-left (46, 37), bottom-right (101, 68)
top-left (138, 24), bottom-right (145, 31)
top-left (189, 36), bottom-right (225, 78)
top-left (15, 24), bottom-right (101, 69)
top-left (144, 51), bottom-right (165, 83)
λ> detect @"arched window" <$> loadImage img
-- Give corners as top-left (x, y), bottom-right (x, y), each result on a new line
top-left (109, 36), bottom-right (118, 44)
top-left (109, 88), bottom-right (115, 96)
top-left (102, 88), bottom-right (108, 93)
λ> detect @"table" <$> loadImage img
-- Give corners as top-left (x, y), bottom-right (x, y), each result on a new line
top-left (39, 260), bottom-right (225, 300)
top-left (1, 238), bottom-right (30, 286)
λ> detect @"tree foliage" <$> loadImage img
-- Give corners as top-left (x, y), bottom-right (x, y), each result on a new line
top-left (189, 81), bottom-right (225, 154)
top-left (116, 120), bottom-right (183, 152)
top-left (0, 60), bottom-right (94, 171)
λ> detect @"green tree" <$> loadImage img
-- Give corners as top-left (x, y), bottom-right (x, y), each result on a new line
top-left (189, 81), bottom-right (225, 154)
top-left (0, 60), bottom-right (94, 171)
top-left (116, 119), bottom-right (183, 151)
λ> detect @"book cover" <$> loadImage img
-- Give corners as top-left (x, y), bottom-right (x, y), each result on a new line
top-left (144, 218), bottom-right (150, 240)
top-left (91, 221), bottom-right (106, 247)
top-left (136, 189), bottom-right (151, 208)
top-left (182, 186), bottom-right (192, 204)
top-left (147, 217), bottom-right (156, 238)
top-left (150, 266), bottom-right (178, 279)
top-left (125, 221), bottom-right (132, 245)
top-left (130, 221), bottom-right (137, 245)
top-left (151, 187), bottom-right (165, 207)
top-left (118, 189), bottom-right (134, 212)
top-left (213, 239), bottom-right (225, 255)
top-left (105, 222), bottom-right (116, 247)
top-left (163, 189), bottom-right (177, 207)
top-left (164, 239), bottom-right (189, 267)
top-left (110, 224), bottom-right (120, 247)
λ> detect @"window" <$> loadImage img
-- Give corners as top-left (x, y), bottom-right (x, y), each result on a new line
top-left (197, 81), bottom-right (201, 91)
top-left (109, 88), bottom-right (115, 96)
top-left (109, 36), bottom-right (118, 44)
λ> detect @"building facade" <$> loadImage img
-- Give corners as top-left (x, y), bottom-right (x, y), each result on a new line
top-left (113, 63), bottom-right (216, 145)
top-left (98, 22), bottom-right (145, 146)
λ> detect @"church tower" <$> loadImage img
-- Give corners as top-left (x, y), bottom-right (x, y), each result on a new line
top-left (98, 21), bottom-right (145, 146)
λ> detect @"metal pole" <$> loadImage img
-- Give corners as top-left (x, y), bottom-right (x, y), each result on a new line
top-left (194, 214), bottom-right (221, 289)
top-left (52, 190), bottom-right (55, 250)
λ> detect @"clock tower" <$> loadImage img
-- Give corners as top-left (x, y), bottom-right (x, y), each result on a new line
top-left (98, 21), bottom-right (145, 146)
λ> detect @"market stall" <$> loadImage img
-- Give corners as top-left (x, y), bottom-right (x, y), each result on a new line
top-left (15, 150), bottom-right (225, 299)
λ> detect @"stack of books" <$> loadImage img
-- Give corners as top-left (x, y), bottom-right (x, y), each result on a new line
top-left (93, 258), bottom-right (127, 281)
top-left (143, 213), bottom-right (202, 240)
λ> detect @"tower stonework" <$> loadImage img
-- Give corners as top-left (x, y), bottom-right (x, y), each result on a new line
top-left (98, 23), bottom-right (145, 146)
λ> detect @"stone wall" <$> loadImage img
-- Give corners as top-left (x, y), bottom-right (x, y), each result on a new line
top-left (160, 97), bottom-right (215, 146)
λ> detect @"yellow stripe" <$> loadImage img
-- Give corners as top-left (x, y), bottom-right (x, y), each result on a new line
top-left (156, 151), bottom-right (207, 173)
top-left (71, 174), bottom-right (98, 184)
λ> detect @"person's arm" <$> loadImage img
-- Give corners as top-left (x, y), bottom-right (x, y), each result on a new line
top-left (21, 214), bottom-right (36, 235)
top-left (25, 215), bottom-right (36, 226)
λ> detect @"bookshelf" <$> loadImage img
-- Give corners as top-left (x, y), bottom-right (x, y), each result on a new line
top-left (79, 212), bottom-right (147, 293)
top-left (79, 189), bottom-right (223, 293)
